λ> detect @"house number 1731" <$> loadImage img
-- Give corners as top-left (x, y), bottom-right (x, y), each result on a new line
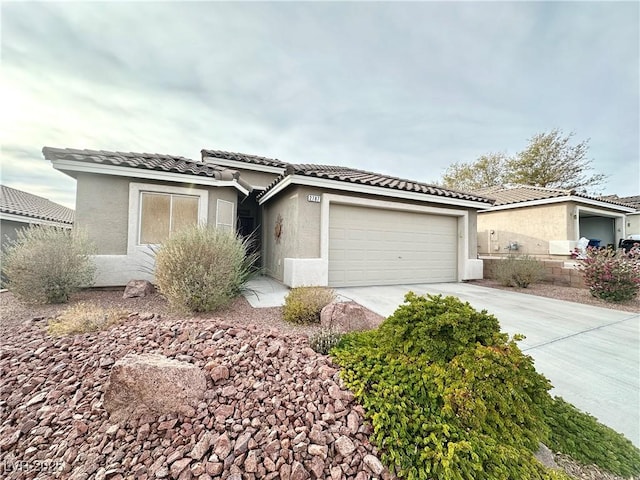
top-left (307, 194), bottom-right (321, 203)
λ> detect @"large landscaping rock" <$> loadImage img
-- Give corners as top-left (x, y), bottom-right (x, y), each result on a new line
top-left (122, 279), bottom-right (155, 298)
top-left (103, 353), bottom-right (206, 421)
top-left (320, 301), bottom-right (378, 333)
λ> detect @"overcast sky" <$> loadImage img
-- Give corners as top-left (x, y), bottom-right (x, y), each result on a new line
top-left (1, 1), bottom-right (638, 209)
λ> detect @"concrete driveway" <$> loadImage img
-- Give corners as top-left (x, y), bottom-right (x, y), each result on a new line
top-left (336, 283), bottom-right (640, 447)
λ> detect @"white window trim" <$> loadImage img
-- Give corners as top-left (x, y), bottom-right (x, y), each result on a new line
top-left (128, 183), bottom-right (208, 255)
top-left (216, 199), bottom-right (235, 230)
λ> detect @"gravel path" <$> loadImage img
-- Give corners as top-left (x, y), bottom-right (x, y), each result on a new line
top-left (0, 289), bottom-right (636, 480)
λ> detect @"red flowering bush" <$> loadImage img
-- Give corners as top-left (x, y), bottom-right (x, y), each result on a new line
top-left (577, 245), bottom-right (640, 302)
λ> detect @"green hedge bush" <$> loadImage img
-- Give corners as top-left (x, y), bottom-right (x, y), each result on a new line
top-left (333, 292), bottom-right (559, 480)
top-left (2, 225), bottom-right (95, 304)
top-left (332, 292), bottom-right (640, 479)
top-left (154, 226), bottom-right (258, 312)
top-left (283, 286), bottom-right (335, 324)
top-left (544, 397), bottom-right (640, 477)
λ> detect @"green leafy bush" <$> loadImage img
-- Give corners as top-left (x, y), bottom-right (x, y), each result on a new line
top-left (154, 225), bottom-right (258, 312)
top-left (283, 286), bottom-right (335, 324)
top-left (577, 246), bottom-right (640, 302)
top-left (333, 293), bottom-right (558, 480)
top-left (544, 397), bottom-right (640, 477)
top-left (2, 226), bottom-right (96, 304)
top-left (309, 328), bottom-right (343, 354)
top-left (48, 302), bottom-right (128, 336)
top-left (495, 255), bottom-right (546, 288)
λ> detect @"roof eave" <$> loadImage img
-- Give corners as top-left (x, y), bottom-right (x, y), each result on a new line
top-left (480, 195), bottom-right (637, 213)
top-left (258, 175), bottom-right (493, 209)
top-left (0, 211), bottom-right (73, 227)
top-left (49, 158), bottom-right (251, 196)
top-left (201, 155), bottom-right (287, 175)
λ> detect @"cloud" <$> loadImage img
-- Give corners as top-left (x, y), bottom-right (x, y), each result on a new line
top-left (0, 0), bottom-right (637, 206)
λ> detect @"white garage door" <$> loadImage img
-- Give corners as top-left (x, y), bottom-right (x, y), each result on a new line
top-left (328, 204), bottom-right (459, 287)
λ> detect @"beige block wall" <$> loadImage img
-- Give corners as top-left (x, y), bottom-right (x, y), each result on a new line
top-left (75, 172), bottom-right (239, 255)
top-left (477, 204), bottom-right (570, 256)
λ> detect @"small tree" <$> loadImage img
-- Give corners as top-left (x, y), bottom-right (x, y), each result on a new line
top-left (506, 129), bottom-right (607, 193)
top-left (2, 225), bottom-right (96, 304)
top-left (441, 152), bottom-right (509, 191)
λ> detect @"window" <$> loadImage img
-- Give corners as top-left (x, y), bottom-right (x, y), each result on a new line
top-left (128, 183), bottom-right (209, 253)
top-left (139, 192), bottom-right (199, 244)
top-left (216, 199), bottom-right (235, 231)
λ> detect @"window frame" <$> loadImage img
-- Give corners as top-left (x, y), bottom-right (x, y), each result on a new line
top-left (216, 199), bottom-right (235, 231)
top-left (128, 183), bottom-right (209, 253)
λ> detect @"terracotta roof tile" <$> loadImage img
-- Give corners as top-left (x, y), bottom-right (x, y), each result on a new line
top-left (259, 164), bottom-right (493, 204)
top-left (43, 147), bottom-right (241, 181)
top-left (476, 185), bottom-right (635, 208)
top-left (1, 185), bottom-right (74, 225)
top-left (201, 149), bottom-right (288, 169)
top-left (600, 194), bottom-right (640, 210)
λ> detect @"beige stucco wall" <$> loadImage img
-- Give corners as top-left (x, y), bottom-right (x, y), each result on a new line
top-left (262, 190), bottom-right (299, 281)
top-left (75, 172), bottom-right (239, 256)
top-left (477, 203), bottom-right (570, 256)
top-left (626, 212), bottom-right (640, 237)
top-left (232, 168), bottom-right (280, 189)
top-left (76, 173), bottom-right (130, 255)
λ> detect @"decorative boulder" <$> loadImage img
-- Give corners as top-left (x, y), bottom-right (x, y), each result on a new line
top-left (535, 442), bottom-right (558, 469)
top-left (104, 354), bottom-right (207, 421)
top-left (320, 301), bottom-right (379, 333)
top-left (123, 280), bottom-right (155, 299)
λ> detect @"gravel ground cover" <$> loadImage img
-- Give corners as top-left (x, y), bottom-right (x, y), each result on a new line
top-left (1, 288), bottom-right (637, 480)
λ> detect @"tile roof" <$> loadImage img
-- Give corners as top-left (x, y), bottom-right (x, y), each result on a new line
top-left (600, 195), bottom-right (640, 210)
top-left (201, 149), bottom-right (288, 169)
top-left (258, 164), bottom-right (494, 204)
top-left (1, 185), bottom-right (74, 225)
top-left (43, 147), bottom-right (242, 182)
top-left (475, 185), bottom-right (635, 208)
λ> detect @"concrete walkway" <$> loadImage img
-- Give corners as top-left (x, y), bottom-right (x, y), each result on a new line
top-left (243, 277), bottom-right (639, 446)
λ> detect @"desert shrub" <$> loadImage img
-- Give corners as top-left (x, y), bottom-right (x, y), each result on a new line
top-left (495, 255), bottom-right (546, 288)
top-left (577, 246), bottom-right (640, 302)
top-left (309, 328), bottom-right (343, 354)
top-left (333, 293), bottom-right (559, 480)
top-left (283, 286), bottom-right (335, 324)
top-left (544, 397), bottom-right (640, 477)
top-left (47, 302), bottom-right (128, 336)
top-left (154, 225), bottom-right (259, 312)
top-left (2, 225), bottom-right (96, 304)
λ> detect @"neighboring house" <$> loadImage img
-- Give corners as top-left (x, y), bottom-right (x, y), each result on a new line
top-left (44, 147), bottom-right (493, 287)
top-left (601, 195), bottom-right (640, 238)
top-left (475, 186), bottom-right (636, 258)
top-left (0, 185), bottom-right (74, 251)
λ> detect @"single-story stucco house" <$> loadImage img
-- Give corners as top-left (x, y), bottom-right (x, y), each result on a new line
top-left (44, 147), bottom-right (493, 287)
top-left (474, 185), bottom-right (637, 258)
top-left (0, 185), bottom-right (74, 251)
